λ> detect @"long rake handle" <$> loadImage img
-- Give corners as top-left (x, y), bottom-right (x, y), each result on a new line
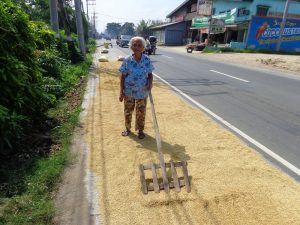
top-left (148, 91), bottom-right (170, 192)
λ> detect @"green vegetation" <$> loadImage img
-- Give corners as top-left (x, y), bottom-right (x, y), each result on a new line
top-left (105, 19), bottom-right (164, 38)
top-left (0, 71), bottom-right (88, 224)
top-left (0, 0), bottom-right (96, 224)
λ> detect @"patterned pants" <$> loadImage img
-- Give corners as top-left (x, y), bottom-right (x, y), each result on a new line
top-left (124, 96), bottom-right (147, 131)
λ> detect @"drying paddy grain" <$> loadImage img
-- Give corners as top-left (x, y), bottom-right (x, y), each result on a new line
top-left (84, 61), bottom-right (300, 225)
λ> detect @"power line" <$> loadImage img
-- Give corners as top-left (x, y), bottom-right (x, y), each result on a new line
top-left (95, 13), bottom-right (143, 22)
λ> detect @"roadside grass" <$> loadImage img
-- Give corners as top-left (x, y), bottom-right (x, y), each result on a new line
top-left (203, 47), bottom-right (300, 55)
top-left (0, 48), bottom-right (94, 225)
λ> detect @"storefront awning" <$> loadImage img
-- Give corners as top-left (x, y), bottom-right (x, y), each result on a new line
top-left (189, 27), bottom-right (201, 30)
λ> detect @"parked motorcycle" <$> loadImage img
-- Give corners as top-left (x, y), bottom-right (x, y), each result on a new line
top-left (144, 36), bottom-right (157, 55)
top-left (186, 42), bottom-right (206, 53)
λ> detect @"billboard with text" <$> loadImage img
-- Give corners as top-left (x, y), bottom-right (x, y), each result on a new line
top-left (247, 16), bottom-right (300, 52)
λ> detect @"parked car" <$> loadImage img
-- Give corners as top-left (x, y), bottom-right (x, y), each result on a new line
top-left (118, 35), bottom-right (132, 47)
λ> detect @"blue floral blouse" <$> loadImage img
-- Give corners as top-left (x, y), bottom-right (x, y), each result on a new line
top-left (119, 54), bottom-right (154, 99)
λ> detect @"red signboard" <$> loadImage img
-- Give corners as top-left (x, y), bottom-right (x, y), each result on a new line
top-left (175, 15), bottom-right (184, 22)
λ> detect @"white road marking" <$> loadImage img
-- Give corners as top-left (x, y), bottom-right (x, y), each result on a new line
top-left (161, 55), bottom-right (173, 59)
top-left (153, 72), bottom-right (300, 177)
top-left (210, 70), bottom-right (250, 83)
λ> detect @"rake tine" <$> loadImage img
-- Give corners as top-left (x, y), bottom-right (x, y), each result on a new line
top-left (182, 161), bottom-right (191, 193)
top-left (139, 164), bottom-right (148, 194)
top-left (151, 163), bottom-right (160, 193)
top-left (170, 160), bottom-right (181, 192)
top-left (161, 162), bottom-right (170, 193)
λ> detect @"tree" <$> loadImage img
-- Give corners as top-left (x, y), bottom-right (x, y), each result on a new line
top-left (14, 0), bottom-right (89, 42)
top-left (120, 22), bottom-right (135, 36)
top-left (0, 0), bottom-right (49, 153)
top-left (12, 0), bottom-right (50, 22)
top-left (57, 0), bottom-right (83, 63)
top-left (136, 20), bottom-right (152, 37)
top-left (149, 19), bottom-right (164, 27)
top-left (106, 22), bottom-right (122, 38)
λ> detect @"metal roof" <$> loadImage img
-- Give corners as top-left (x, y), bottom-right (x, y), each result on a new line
top-left (151, 21), bottom-right (184, 30)
top-left (166, 0), bottom-right (189, 18)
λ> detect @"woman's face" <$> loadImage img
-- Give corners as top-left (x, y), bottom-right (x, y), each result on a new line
top-left (131, 39), bottom-right (145, 54)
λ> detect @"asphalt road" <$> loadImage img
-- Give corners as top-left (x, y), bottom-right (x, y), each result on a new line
top-left (112, 42), bottom-right (300, 180)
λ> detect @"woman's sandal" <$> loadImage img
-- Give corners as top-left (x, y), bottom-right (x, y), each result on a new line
top-left (121, 129), bottom-right (131, 136)
top-left (138, 131), bottom-right (145, 139)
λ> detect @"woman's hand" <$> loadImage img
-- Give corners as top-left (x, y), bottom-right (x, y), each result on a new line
top-left (147, 73), bottom-right (153, 91)
top-left (146, 83), bottom-right (153, 91)
top-left (119, 92), bottom-right (124, 102)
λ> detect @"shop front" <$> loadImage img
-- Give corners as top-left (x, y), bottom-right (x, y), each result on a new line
top-left (191, 10), bottom-right (250, 47)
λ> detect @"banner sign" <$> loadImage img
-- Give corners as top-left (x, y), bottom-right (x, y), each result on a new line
top-left (210, 18), bottom-right (225, 34)
top-left (247, 16), bottom-right (300, 52)
top-left (197, 0), bottom-right (212, 16)
top-left (192, 12), bottom-right (235, 27)
top-left (192, 17), bottom-right (209, 27)
top-left (214, 10), bottom-right (236, 24)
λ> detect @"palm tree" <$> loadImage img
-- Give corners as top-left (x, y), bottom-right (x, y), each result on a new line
top-left (136, 20), bottom-right (152, 38)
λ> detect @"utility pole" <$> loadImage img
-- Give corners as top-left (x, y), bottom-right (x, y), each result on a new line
top-left (49, 0), bottom-right (59, 34)
top-left (93, 10), bottom-right (97, 38)
top-left (276, 0), bottom-right (290, 52)
top-left (86, 0), bottom-right (96, 22)
top-left (74, 0), bottom-right (86, 56)
top-left (90, 10), bottom-right (98, 38)
top-left (207, 0), bottom-right (214, 46)
top-left (86, 0), bottom-right (89, 21)
top-left (87, 0), bottom-right (96, 36)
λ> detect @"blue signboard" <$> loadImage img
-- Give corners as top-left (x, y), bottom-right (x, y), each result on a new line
top-left (247, 16), bottom-right (300, 52)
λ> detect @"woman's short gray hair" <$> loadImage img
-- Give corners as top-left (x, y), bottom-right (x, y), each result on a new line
top-left (128, 36), bottom-right (146, 50)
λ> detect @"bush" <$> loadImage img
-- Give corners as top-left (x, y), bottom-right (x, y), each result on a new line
top-left (0, 0), bottom-right (95, 155)
top-left (0, 1), bottom-right (50, 154)
top-left (38, 50), bottom-right (67, 79)
top-left (0, 106), bottom-right (27, 153)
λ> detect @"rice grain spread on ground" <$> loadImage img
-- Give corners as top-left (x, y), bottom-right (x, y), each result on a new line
top-left (84, 61), bottom-right (300, 225)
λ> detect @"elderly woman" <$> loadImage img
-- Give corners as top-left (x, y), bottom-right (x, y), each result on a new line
top-left (119, 36), bottom-right (154, 139)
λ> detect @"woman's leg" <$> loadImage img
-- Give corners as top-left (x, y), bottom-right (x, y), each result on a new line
top-left (123, 96), bottom-right (135, 133)
top-left (135, 98), bottom-right (147, 133)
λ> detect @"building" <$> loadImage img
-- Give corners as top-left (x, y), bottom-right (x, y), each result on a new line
top-left (151, 0), bottom-right (196, 45)
top-left (151, 21), bottom-right (186, 46)
top-left (152, 0), bottom-right (300, 52)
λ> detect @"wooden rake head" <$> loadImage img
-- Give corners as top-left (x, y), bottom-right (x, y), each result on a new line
top-left (139, 160), bottom-right (191, 194)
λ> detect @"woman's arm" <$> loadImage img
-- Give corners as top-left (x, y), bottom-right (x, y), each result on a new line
top-left (119, 74), bottom-right (125, 102)
top-left (147, 73), bottom-right (153, 91)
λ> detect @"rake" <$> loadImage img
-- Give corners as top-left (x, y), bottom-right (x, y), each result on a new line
top-left (139, 91), bottom-right (191, 194)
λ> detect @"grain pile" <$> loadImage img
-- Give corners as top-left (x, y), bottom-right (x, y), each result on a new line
top-left (85, 61), bottom-right (300, 225)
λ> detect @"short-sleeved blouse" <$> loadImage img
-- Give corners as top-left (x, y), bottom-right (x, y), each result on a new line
top-left (119, 54), bottom-right (154, 99)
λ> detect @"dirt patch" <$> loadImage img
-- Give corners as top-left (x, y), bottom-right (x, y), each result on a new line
top-left (54, 53), bottom-right (101, 225)
top-left (85, 61), bottom-right (300, 225)
top-left (202, 53), bottom-right (300, 75)
top-left (161, 46), bottom-right (300, 76)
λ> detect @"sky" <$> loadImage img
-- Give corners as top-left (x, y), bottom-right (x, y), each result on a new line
top-left (81, 0), bottom-right (185, 33)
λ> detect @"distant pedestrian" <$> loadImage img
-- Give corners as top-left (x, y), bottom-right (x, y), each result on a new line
top-left (119, 36), bottom-right (154, 139)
